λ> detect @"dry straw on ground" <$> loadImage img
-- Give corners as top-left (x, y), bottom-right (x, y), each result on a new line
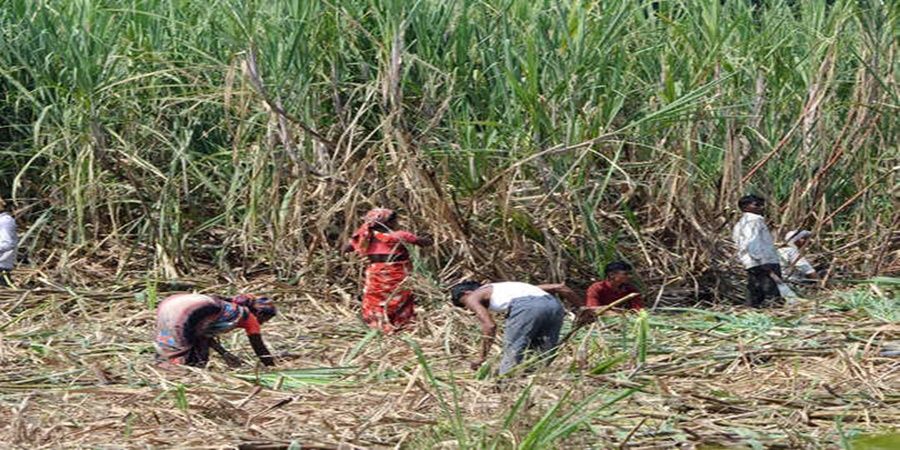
top-left (0, 269), bottom-right (896, 449)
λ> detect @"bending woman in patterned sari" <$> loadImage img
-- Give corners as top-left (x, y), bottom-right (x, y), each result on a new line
top-left (155, 293), bottom-right (277, 368)
top-left (345, 208), bottom-right (432, 333)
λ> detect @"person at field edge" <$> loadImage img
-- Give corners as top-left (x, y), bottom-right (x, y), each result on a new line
top-left (344, 208), bottom-right (432, 334)
top-left (777, 230), bottom-right (820, 282)
top-left (731, 194), bottom-right (783, 307)
top-left (155, 293), bottom-right (276, 368)
top-left (585, 261), bottom-right (644, 313)
top-left (450, 280), bottom-right (590, 376)
top-left (0, 198), bottom-right (17, 288)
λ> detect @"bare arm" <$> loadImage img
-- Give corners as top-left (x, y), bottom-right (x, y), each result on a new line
top-left (209, 338), bottom-right (243, 368)
top-left (462, 287), bottom-right (496, 370)
top-left (538, 283), bottom-right (595, 324)
top-left (536, 283), bottom-right (583, 309)
top-left (397, 231), bottom-right (432, 247)
top-left (248, 334), bottom-right (275, 367)
top-left (797, 256), bottom-right (820, 279)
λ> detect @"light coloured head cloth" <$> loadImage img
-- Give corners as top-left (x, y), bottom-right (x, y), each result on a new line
top-left (785, 229), bottom-right (811, 245)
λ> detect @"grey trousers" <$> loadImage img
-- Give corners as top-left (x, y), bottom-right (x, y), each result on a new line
top-left (499, 295), bottom-right (565, 375)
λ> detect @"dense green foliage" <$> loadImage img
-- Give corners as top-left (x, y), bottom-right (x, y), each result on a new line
top-left (0, 0), bottom-right (896, 282)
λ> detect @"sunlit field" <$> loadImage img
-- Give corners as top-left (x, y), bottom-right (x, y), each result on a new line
top-left (0, 0), bottom-right (897, 448)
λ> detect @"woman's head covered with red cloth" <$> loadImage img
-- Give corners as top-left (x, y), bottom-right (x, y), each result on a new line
top-left (233, 293), bottom-right (277, 324)
top-left (351, 208), bottom-right (398, 256)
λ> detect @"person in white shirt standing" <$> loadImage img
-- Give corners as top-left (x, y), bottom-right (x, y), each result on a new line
top-left (731, 194), bottom-right (783, 308)
top-left (450, 280), bottom-right (588, 376)
top-left (0, 198), bottom-right (17, 288)
top-left (778, 230), bottom-right (819, 282)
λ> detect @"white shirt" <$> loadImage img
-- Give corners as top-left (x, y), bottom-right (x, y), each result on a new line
top-left (732, 212), bottom-right (779, 269)
top-left (487, 282), bottom-right (550, 312)
top-left (0, 212), bottom-right (17, 270)
top-left (778, 245), bottom-right (815, 280)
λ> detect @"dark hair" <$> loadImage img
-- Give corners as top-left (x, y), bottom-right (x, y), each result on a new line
top-left (371, 210), bottom-right (399, 232)
top-left (232, 294), bottom-right (277, 324)
top-left (252, 305), bottom-right (277, 323)
top-left (604, 261), bottom-right (632, 277)
top-left (738, 194), bottom-right (766, 210)
top-left (450, 281), bottom-right (483, 307)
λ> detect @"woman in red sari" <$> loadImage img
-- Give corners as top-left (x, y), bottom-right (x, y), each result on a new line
top-left (345, 208), bottom-right (432, 333)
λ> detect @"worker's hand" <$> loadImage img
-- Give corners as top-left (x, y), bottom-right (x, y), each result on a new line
top-left (470, 357), bottom-right (486, 371)
top-left (560, 284), bottom-right (576, 293)
top-left (222, 352), bottom-right (243, 368)
top-left (157, 361), bottom-right (177, 371)
top-left (602, 308), bottom-right (622, 317)
top-left (575, 308), bottom-right (595, 327)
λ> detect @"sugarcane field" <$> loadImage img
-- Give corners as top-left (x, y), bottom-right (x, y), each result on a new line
top-left (0, 1), bottom-right (897, 449)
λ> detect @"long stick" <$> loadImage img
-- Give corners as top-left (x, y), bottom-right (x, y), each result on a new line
top-left (244, 46), bottom-right (335, 151)
top-left (769, 272), bottom-right (798, 304)
top-left (558, 292), bottom-right (640, 347)
top-left (820, 171), bottom-right (895, 226)
top-left (742, 119), bottom-right (802, 183)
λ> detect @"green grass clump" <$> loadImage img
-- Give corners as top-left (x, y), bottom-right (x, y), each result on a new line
top-left (0, 0), bottom-right (894, 284)
top-left (233, 367), bottom-right (359, 389)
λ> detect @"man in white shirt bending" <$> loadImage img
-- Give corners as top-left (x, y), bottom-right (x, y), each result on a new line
top-left (778, 230), bottom-right (819, 282)
top-left (0, 198), bottom-right (18, 288)
top-left (450, 280), bottom-right (588, 376)
top-left (731, 194), bottom-right (783, 308)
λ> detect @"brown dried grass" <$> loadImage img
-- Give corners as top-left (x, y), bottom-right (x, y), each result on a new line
top-left (0, 266), bottom-right (897, 449)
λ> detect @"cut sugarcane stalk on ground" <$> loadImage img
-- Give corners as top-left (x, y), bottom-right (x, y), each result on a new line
top-left (0, 0), bottom-right (897, 447)
top-left (558, 292), bottom-right (641, 347)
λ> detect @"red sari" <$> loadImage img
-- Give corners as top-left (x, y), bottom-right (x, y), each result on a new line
top-left (350, 216), bottom-right (422, 333)
top-left (362, 260), bottom-right (416, 333)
